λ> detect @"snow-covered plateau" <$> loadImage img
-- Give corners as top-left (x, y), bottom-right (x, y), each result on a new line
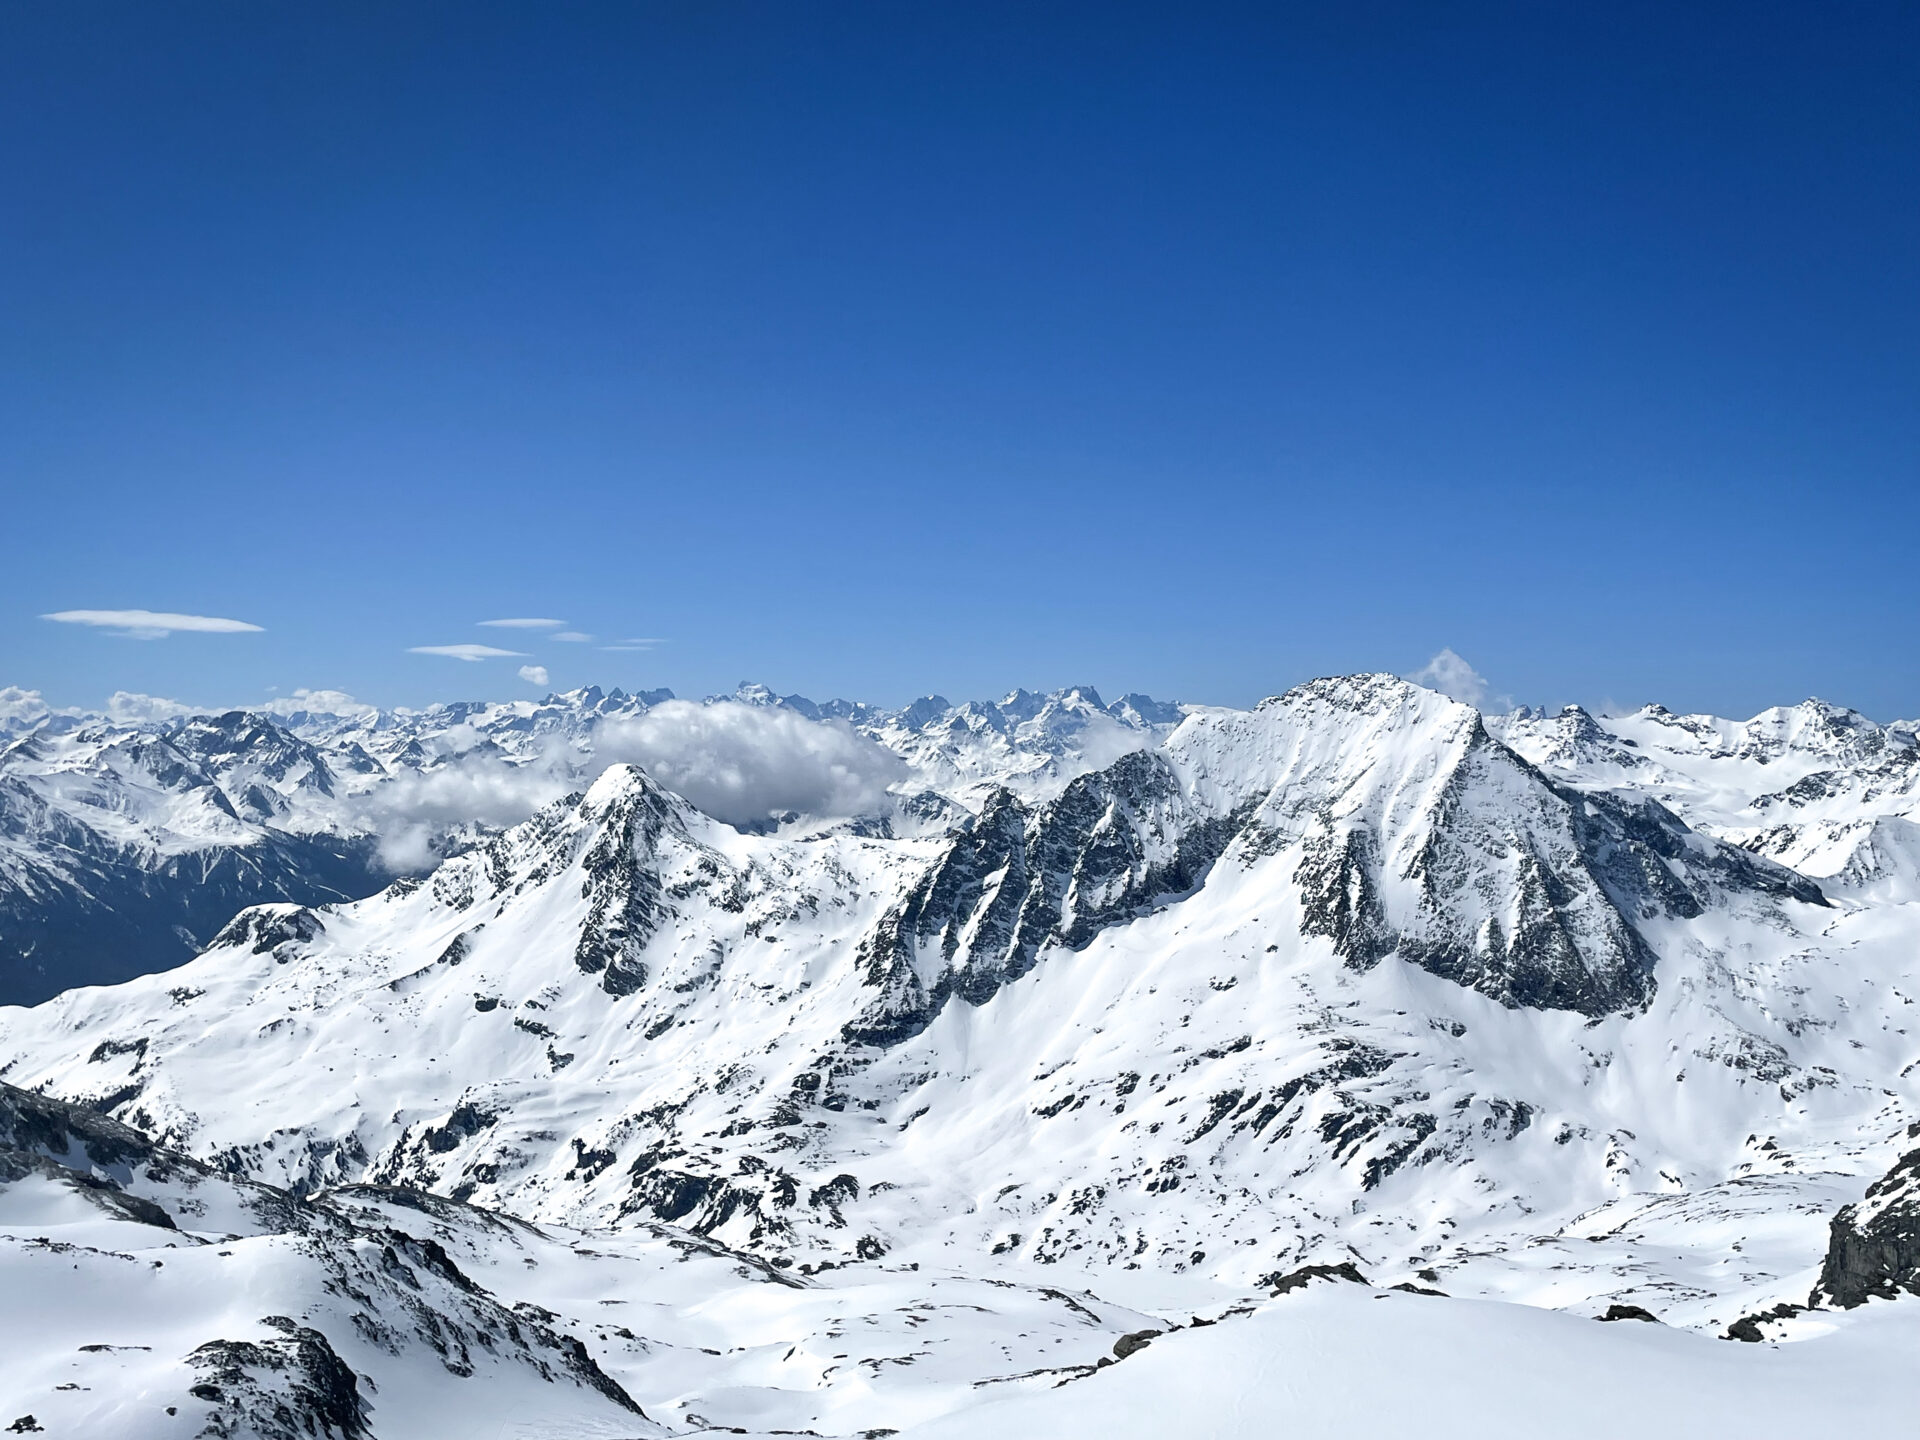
top-left (3, 672), bottom-right (1919, 1437)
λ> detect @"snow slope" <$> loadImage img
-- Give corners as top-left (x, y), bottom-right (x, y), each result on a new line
top-left (909, 1278), bottom-right (1920, 1440)
top-left (9, 1081), bottom-right (1915, 1440)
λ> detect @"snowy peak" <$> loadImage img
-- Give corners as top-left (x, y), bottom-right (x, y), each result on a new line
top-left (1172, 674), bottom-right (1825, 1016)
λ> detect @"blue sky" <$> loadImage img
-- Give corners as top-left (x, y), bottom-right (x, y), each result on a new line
top-left (4, 4), bottom-right (1917, 719)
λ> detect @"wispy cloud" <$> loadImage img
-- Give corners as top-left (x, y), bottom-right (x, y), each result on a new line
top-left (408, 643), bottom-right (528, 662)
top-left (552, 631), bottom-right (593, 643)
top-left (478, 618), bottom-right (565, 629)
top-left (518, 664), bottom-right (550, 686)
top-left (1407, 648), bottom-right (1508, 710)
top-left (599, 637), bottom-right (665, 652)
top-left (43, 608), bottom-right (264, 640)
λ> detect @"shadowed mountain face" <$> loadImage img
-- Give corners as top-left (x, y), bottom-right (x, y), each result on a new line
top-left (0, 814), bottom-right (383, 1006)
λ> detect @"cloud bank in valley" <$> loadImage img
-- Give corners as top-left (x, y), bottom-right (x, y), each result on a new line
top-left (363, 699), bottom-right (907, 868)
top-left (596, 701), bottom-right (907, 827)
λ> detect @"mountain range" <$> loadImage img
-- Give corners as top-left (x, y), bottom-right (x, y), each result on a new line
top-left (2, 673), bottom-right (1918, 1437)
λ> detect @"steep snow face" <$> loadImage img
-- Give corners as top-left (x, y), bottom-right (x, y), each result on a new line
top-left (2, 675), bottom-right (1905, 1346)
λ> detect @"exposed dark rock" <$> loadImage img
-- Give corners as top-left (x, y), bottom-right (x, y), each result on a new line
top-left (574, 769), bottom-right (682, 997)
top-left (1725, 1302), bottom-right (1804, 1342)
top-left (212, 905), bottom-right (328, 956)
top-left (1812, 1136), bottom-right (1920, 1308)
top-left (419, 1102), bottom-right (498, 1155)
top-left (1264, 1261), bottom-right (1370, 1295)
top-left (1598, 1303), bottom-right (1660, 1323)
top-left (847, 751), bottom-right (1245, 1046)
top-left (188, 1320), bottom-right (371, 1440)
top-left (1111, 1328), bottom-right (1162, 1359)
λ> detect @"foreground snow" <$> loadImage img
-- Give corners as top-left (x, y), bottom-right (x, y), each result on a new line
top-left (912, 1282), bottom-right (1920, 1440)
top-left (6, 1092), bottom-right (1913, 1440)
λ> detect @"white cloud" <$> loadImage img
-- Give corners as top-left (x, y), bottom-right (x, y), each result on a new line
top-left (0, 686), bottom-right (50, 727)
top-left (352, 698), bottom-right (906, 869)
top-left (478, 618), bottom-right (565, 629)
top-left (106, 691), bottom-right (204, 723)
top-left (553, 631), bottom-right (593, 643)
top-left (599, 638), bottom-right (665, 652)
top-left (262, 688), bottom-right (376, 720)
top-left (408, 644), bottom-right (528, 662)
top-left (518, 665), bottom-right (550, 687)
top-left (597, 700), bottom-right (905, 826)
top-left (43, 609), bottom-right (263, 640)
top-left (360, 756), bottom-right (573, 870)
top-left (1407, 648), bottom-right (1491, 708)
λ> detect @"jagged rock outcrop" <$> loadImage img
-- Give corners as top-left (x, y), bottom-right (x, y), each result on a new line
top-left (0, 672), bottom-right (1898, 1313)
top-left (572, 767), bottom-right (685, 996)
top-left (846, 750), bottom-right (1241, 1044)
top-left (1813, 1131), bottom-right (1920, 1308)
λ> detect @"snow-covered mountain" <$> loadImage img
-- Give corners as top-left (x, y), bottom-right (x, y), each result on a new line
top-left (0, 683), bottom-right (1177, 1003)
top-left (1492, 698), bottom-right (1920, 896)
top-left (4, 672), bottom-right (1920, 1436)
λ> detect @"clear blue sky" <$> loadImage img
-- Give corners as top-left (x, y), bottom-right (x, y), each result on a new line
top-left (4, 3), bottom-right (1916, 719)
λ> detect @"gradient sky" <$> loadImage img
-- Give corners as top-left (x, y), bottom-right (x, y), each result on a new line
top-left (4, 3), bottom-right (1917, 720)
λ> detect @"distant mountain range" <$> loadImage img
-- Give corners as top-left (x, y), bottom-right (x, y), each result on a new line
top-left (0, 681), bottom-right (1177, 1004)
